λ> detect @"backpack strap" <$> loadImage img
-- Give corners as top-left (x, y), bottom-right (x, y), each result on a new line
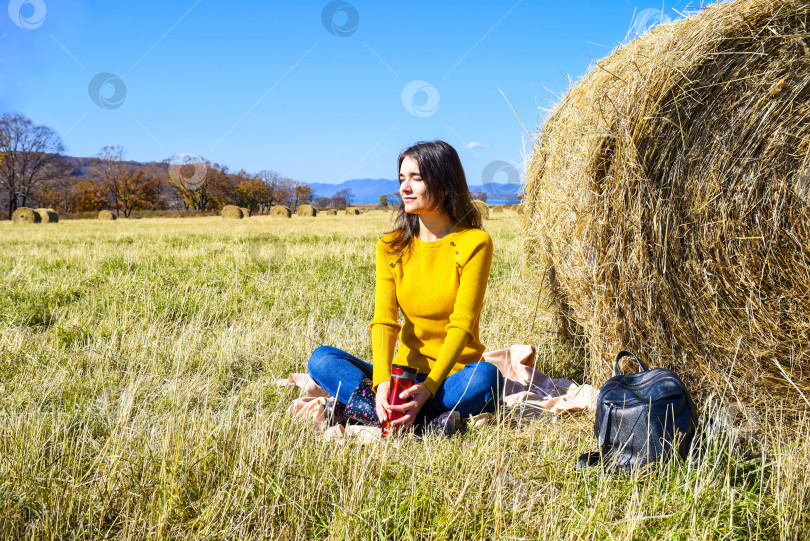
top-left (597, 405), bottom-right (611, 447)
top-left (614, 350), bottom-right (649, 376)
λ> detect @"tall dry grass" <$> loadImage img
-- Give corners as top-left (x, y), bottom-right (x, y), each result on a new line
top-left (0, 213), bottom-right (807, 539)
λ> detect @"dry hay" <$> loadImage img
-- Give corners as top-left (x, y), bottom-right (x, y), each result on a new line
top-left (12, 207), bottom-right (41, 223)
top-left (239, 207), bottom-right (250, 218)
top-left (523, 0), bottom-right (810, 413)
top-left (97, 210), bottom-right (117, 221)
top-left (359, 208), bottom-right (369, 214)
top-left (345, 208), bottom-right (360, 215)
top-left (493, 206), bottom-right (504, 214)
top-left (472, 200), bottom-right (489, 220)
top-left (221, 205), bottom-right (243, 219)
top-left (35, 208), bottom-right (59, 223)
top-left (269, 205), bottom-right (291, 218)
top-left (297, 204), bottom-right (317, 217)
top-left (326, 209), bottom-right (338, 215)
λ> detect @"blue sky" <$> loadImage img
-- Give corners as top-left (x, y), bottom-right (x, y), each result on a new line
top-left (1, 0), bottom-right (704, 185)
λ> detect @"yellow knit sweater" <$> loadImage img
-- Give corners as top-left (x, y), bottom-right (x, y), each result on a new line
top-left (368, 223), bottom-right (494, 395)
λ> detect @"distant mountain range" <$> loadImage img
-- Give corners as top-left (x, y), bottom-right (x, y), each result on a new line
top-left (56, 156), bottom-right (522, 203)
top-left (310, 179), bottom-right (397, 202)
top-left (311, 178), bottom-right (523, 204)
top-left (61, 156), bottom-right (168, 177)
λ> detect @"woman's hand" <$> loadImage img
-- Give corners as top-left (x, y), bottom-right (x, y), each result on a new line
top-left (375, 380), bottom-right (390, 424)
top-left (387, 382), bottom-right (433, 430)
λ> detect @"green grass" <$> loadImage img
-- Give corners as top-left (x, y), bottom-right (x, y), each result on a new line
top-left (0, 212), bottom-right (807, 539)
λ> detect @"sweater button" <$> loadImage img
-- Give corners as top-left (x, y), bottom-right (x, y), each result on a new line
top-left (450, 241), bottom-right (455, 246)
top-left (455, 250), bottom-right (459, 254)
top-left (389, 262), bottom-right (394, 267)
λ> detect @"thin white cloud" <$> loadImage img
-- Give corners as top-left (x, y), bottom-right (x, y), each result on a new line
top-left (463, 141), bottom-right (489, 150)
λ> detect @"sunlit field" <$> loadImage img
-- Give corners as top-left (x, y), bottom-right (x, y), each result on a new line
top-left (0, 212), bottom-right (807, 539)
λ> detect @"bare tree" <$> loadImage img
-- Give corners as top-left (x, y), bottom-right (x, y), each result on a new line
top-left (330, 195), bottom-right (347, 210)
top-left (30, 158), bottom-right (79, 211)
top-left (334, 188), bottom-right (353, 204)
top-left (385, 192), bottom-right (402, 207)
top-left (256, 170), bottom-right (286, 213)
top-left (469, 188), bottom-right (488, 202)
top-left (0, 113), bottom-right (65, 219)
top-left (260, 174), bottom-right (294, 211)
top-left (313, 196), bottom-right (331, 209)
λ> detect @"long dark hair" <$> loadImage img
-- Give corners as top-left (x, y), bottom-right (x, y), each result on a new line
top-left (382, 140), bottom-right (482, 256)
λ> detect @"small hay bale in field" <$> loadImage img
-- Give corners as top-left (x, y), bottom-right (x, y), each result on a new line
top-left (239, 207), bottom-right (250, 218)
top-left (345, 208), bottom-right (360, 215)
top-left (359, 208), bottom-right (369, 214)
top-left (12, 207), bottom-right (41, 223)
top-left (221, 205), bottom-right (243, 219)
top-left (326, 209), bottom-right (338, 215)
top-left (493, 206), bottom-right (504, 214)
top-left (35, 208), bottom-right (59, 222)
top-left (269, 205), bottom-right (291, 218)
top-left (98, 210), bottom-right (117, 221)
top-left (523, 0), bottom-right (810, 414)
top-left (472, 200), bottom-right (489, 220)
top-left (297, 204), bottom-right (317, 217)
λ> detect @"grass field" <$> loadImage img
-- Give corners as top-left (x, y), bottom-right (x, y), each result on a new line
top-left (0, 212), bottom-right (807, 539)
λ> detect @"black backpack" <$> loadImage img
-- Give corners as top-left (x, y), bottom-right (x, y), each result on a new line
top-left (579, 350), bottom-right (698, 469)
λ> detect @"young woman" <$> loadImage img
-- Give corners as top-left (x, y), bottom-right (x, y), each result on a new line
top-left (307, 140), bottom-right (502, 434)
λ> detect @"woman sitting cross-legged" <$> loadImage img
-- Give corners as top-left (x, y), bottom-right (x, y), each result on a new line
top-left (307, 140), bottom-right (503, 436)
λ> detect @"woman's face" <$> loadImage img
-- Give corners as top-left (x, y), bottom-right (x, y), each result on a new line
top-left (399, 155), bottom-right (440, 215)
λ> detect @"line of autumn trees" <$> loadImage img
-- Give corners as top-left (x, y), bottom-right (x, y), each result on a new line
top-left (0, 112), bottom-right (355, 220)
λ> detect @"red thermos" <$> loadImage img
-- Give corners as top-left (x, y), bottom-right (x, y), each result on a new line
top-left (381, 364), bottom-right (418, 436)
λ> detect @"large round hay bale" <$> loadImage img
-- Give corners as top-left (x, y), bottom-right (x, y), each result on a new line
top-left (493, 206), bottom-right (504, 214)
top-left (35, 208), bottom-right (59, 223)
top-left (297, 204), bottom-right (317, 217)
top-left (326, 209), bottom-right (338, 216)
top-left (359, 208), bottom-right (369, 214)
top-left (12, 207), bottom-right (41, 223)
top-left (239, 207), bottom-right (250, 218)
top-left (269, 205), bottom-right (291, 218)
top-left (221, 205), bottom-right (243, 219)
top-left (345, 208), bottom-right (360, 215)
top-left (523, 0), bottom-right (810, 411)
top-left (98, 210), bottom-right (117, 221)
top-left (472, 199), bottom-right (489, 220)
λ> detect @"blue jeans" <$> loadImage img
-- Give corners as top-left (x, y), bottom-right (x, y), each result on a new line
top-left (307, 345), bottom-right (503, 420)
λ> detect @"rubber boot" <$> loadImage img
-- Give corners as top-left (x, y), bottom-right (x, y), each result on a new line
top-left (416, 411), bottom-right (465, 438)
top-left (343, 379), bottom-right (380, 426)
top-left (323, 397), bottom-right (348, 427)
